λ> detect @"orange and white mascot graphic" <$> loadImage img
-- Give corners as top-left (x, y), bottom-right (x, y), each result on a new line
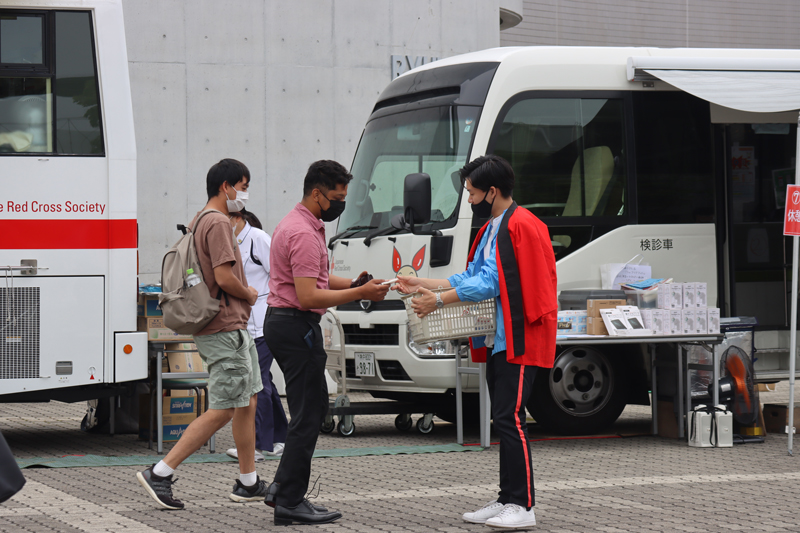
top-left (393, 245), bottom-right (425, 277)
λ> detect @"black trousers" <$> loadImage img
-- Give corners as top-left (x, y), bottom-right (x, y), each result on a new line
top-left (487, 349), bottom-right (538, 509)
top-left (263, 314), bottom-right (328, 507)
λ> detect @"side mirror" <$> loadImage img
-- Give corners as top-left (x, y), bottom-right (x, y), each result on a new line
top-left (404, 173), bottom-right (431, 226)
top-left (392, 173), bottom-right (438, 235)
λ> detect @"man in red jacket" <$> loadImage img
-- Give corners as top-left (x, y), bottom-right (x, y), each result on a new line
top-left (395, 155), bottom-right (557, 529)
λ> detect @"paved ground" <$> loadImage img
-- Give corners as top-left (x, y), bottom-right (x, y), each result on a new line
top-left (1, 385), bottom-right (800, 533)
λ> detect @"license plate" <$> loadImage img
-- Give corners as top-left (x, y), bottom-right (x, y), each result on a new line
top-left (354, 352), bottom-right (375, 377)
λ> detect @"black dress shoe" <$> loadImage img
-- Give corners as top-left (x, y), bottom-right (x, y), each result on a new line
top-left (274, 499), bottom-right (342, 526)
top-left (265, 482), bottom-right (327, 512)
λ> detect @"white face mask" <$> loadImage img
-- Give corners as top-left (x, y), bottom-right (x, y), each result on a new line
top-left (226, 187), bottom-right (248, 212)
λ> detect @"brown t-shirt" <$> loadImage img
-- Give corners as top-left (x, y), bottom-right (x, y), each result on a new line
top-left (191, 210), bottom-right (250, 336)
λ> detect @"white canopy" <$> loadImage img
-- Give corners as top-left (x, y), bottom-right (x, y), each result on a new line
top-left (627, 56), bottom-right (800, 113)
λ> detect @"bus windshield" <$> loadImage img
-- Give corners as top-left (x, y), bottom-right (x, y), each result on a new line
top-left (340, 105), bottom-right (479, 234)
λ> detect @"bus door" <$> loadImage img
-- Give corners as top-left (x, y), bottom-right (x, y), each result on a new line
top-left (0, 9), bottom-right (109, 394)
top-left (720, 118), bottom-right (798, 330)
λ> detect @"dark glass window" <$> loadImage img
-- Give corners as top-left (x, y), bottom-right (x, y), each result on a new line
top-left (493, 98), bottom-right (627, 219)
top-left (0, 9), bottom-right (103, 155)
top-left (633, 92), bottom-right (713, 224)
top-left (54, 11), bottom-right (102, 154)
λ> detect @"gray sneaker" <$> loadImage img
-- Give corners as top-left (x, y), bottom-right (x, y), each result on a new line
top-left (136, 465), bottom-right (184, 510)
top-left (229, 477), bottom-right (269, 503)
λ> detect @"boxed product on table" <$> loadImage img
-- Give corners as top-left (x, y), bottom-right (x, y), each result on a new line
top-left (707, 308), bottom-right (721, 334)
top-left (557, 310), bottom-right (587, 335)
top-left (669, 309), bottom-right (682, 335)
top-left (600, 308), bottom-right (631, 336)
top-left (651, 309), bottom-right (667, 335)
top-left (682, 309), bottom-right (696, 335)
top-left (587, 299), bottom-right (627, 317)
top-left (617, 306), bottom-right (653, 335)
top-left (669, 284), bottom-right (683, 309)
top-left (657, 286), bottom-right (669, 309)
top-left (696, 310), bottom-right (708, 334)
top-left (695, 282), bottom-right (708, 308)
top-left (682, 283), bottom-right (696, 309)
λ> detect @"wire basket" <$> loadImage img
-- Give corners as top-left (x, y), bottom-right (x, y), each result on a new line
top-left (401, 288), bottom-right (496, 344)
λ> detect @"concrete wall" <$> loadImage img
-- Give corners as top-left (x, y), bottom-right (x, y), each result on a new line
top-left (501, 0), bottom-right (800, 48)
top-left (123, 0), bottom-right (501, 282)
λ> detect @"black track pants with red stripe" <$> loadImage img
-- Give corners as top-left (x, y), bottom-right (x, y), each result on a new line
top-left (487, 350), bottom-right (538, 509)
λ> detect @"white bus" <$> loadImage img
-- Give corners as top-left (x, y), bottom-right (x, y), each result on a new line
top-left (329, 46), bottom-right (800, 434)
top-left (0, 0), bottom-right (146, 403)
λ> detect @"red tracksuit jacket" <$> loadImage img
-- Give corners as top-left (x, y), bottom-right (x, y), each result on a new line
top-left (468, 202), bottom-right (558, 367)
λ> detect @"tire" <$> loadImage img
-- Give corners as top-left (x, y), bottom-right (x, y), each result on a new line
top-left (395, 414), bottom-right (413, 431)
top-left (527, 346), bottom-right (627, 435)
top-left (337, 419), bottom-right (356, 437)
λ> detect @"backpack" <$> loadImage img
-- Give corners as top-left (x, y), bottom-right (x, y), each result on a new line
top-left (158, 209), bottom-right (233, 335)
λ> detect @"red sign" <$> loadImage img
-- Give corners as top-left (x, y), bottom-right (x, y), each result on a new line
top-left (784, 185), bottom-right (800, 236)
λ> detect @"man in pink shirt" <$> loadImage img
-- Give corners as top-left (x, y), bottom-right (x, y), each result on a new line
top-left (263, 160), bottom-right (389, 526)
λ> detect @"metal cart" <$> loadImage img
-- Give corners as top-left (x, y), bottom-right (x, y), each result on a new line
top-left (320, 308), bottom-right (434, 437)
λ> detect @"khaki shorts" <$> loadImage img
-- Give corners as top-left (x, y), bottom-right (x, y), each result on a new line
top-left (193, 329), bottom-right (263, 410)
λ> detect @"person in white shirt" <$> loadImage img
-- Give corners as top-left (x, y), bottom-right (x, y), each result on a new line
top-left (226, 208), bottom-right (288, 462)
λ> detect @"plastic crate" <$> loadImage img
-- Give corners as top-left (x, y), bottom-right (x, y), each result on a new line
top-left (401, 288), bottom-right (496, 343)
top-left (624, 289), bottom-right (659, 309)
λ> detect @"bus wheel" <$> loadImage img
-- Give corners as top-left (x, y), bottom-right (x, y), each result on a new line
top-left (527, 346), bottom-right (627, 435)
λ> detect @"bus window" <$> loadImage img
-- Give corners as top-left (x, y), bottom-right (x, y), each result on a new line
top-left (633, 92), bottom-right (713, 224)
top-left (0, 10), bottom-right (103, 155)
top-left (493, 97), bottom-right (627, 219)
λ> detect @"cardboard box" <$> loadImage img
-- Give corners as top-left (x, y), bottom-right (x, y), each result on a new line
top-left (695, 282), bottom-right (708, 308)
top-left (137, 293), bottom-right (163, 317)
top-left (669, 309), bottom-right (682, 335)
top-left (587, 316), bottom-right (608, 335)
top-left (586, 299), bottom-right (627, 318)
top-left (758, 383), bottom-right (777, 392)
top-left (682, 283), bottom-right (696, 309)
top-left (763, 403), bottom-right (800, 434)
top-left (557, 310), bottom-right (587, 334)
top-left (657, 400), bottom-right (680, 439)
top-left (707, 308), bottom-right (720, 334)
top-left (137, 316), bottom-right (193, 342)
top-left (138, 393), bottom-right (204, 441)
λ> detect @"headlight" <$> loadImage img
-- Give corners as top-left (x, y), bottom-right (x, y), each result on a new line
top-left (407, 324), bottom-right (459, 357)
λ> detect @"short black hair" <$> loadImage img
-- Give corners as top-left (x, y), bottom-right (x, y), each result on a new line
top-left (302, 160), bottom-right (353, 197)
top-left (206, 158), bottom-right (250, 200)
top-left (459, 155), bottom-right (514, 198)
top-left (230, 208), bottom-right (263, 230)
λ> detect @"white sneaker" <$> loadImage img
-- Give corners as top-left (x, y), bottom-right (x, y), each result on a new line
top-left (225, 448), bottom-right (265, 463)
top-left (462, 500), bottom-right (505, 524)
top-left (485, 504), bottom-right (536, 529)
top-left (264, 442), bottom-right (284, 456)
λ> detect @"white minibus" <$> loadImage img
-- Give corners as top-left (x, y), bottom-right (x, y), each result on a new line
top-left (329, 46), bottom-right (800, 434)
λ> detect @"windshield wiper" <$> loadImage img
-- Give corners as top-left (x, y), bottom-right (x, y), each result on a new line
top-left (328, 225), bottom-right (376, 249)
top-left (363, 225), bottom-right (404, 247)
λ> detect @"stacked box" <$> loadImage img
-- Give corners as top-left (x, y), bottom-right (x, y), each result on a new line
top-left (137, 294), bottom-right (162, 317)
top-left (557, 310), bottom-right (587, 335)
top-left (669, 310), bottom-right (682, 335)
top-left (707, 308), bottom-right (720, 334)
top-left (586, 299), bottom-right (626, 335)
top-left (695, 282), bottom-right (708, 308)
top-left (137, 316), bottom-right (193, 341)
top-left (682, 309), bottom-right (696, 334)
top-left (669, 284), bottom-right (683, 309)
top-left (138, 392), bottom-right (205, 441)
top-left (682, 283), bottom-right (696, 308)
top-left (651, 309), bottom-right (667, 335)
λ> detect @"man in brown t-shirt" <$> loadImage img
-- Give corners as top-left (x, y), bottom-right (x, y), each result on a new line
top-left (137, 159), bottom-right (266, 510)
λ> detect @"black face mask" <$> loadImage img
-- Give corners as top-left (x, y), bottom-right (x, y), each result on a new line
top-left (470, 189), bottom-right (495, 218)
top-left (318, 194), bottom-right (346, 222)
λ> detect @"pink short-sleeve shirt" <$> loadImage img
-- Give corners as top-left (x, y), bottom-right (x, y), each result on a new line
top-left (267, 203), bottom-right (329, 315)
